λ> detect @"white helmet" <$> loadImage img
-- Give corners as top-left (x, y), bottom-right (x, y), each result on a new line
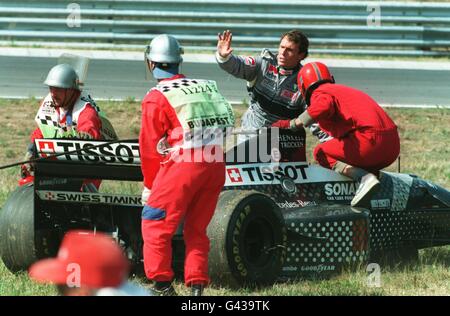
top-left (44, 64), bottom-right (80, 90)
top-left (145, 35), bottom-right (184, 79)
top-left (145, 34), bottom-right (183, 64)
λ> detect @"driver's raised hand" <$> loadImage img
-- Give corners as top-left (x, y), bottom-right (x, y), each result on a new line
top-left (217, 30), bottom-right (234, 58)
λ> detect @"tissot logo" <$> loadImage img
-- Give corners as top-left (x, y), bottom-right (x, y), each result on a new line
top-left (38, 141), bottom-right (56, 159)
top-left (227, 168), bottom-right (243, 183)
top-left (225, 163), bottom-right (310, 186)
top-left (35, 139), bottom-right (141, 165)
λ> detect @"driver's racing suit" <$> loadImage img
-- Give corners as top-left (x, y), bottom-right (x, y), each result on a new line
top-left (140, 74), bottom-right (235, 286)
top-left (216, 49), bottom-right (305, 142)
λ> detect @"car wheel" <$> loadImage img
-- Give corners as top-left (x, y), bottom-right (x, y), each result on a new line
top-left (208, 190), bottom-right (287, 287)
top-left (0, 184), bottom-right (59, 272)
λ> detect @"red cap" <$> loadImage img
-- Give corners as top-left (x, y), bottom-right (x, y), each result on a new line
top-left (29, 230), bottom-right (130, 288)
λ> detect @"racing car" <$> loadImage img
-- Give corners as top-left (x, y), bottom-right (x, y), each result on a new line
top-left (0, 128), bottom-right (449, 286)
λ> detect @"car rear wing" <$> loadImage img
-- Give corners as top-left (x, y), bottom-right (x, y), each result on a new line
top-left (32, 128), bottom-right (307, 183)
top-left (34, 139), bottom-right (143, 182)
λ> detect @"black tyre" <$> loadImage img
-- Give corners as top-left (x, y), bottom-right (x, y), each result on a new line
top-left (0, 184), bottom-right (59, 272)
top-left (208, 190), bottom-right (287, 287)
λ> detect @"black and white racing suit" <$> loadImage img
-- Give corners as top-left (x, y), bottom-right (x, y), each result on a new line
top-left (216, 49), bottom-right (304, 143)
top-left (216, 49), bottom-right (332, 144)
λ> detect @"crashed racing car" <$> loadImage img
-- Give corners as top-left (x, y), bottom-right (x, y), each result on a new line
top-left (0, 128), bottom-right (449, 286)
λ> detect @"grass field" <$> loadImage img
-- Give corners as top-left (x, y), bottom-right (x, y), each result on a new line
top-left (0, 98), bottom-right (449, 296)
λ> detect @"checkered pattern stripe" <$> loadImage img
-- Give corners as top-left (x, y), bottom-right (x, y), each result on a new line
top-left (81, 95), bottom-right (100, 113)
top-left (39, 115), bottom-right (58, 127)
top-left (38, 115), bottom-right (77, 132)
top-left (157, 79), bottom-right (199, 92)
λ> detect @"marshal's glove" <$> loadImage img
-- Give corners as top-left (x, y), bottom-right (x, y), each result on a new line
top-left (271, 119), bottom-right (291, 129)
top-left (76, 131), bottom-right (94, 140)
top-left (272, 119), bottom-right (299, 130)
top-left (20, 150), bottom-right (34, 178)
top-left (141, 186), bottom-right (151, 205)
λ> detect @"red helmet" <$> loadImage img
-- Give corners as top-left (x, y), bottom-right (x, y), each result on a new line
top-left (297, 62), bottom-right (335, 104)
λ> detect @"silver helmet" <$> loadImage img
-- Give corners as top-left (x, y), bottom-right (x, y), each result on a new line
top-left (145, 34), bottom-right (183, 64)
top-left (44, 64), bottom-right (80, 90)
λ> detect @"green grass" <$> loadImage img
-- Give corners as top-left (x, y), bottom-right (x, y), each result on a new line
top-left (0, 98), bottom-right (449, 295)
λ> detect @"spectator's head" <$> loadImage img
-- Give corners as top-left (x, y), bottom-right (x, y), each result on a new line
top-left (145, 34), bottom-right (184, 80)
top-left (44, 64), bottom-right (81, 109)
top-left (278, 30), bottom-right (309, 69)
top-left (29, 230), bottom-right (130, 296)
top-left (297, 62), bottom-right (335, 105)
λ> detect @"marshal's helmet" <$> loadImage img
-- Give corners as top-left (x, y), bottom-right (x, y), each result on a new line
top-left (297, 62), bottom-right (335, 105)
top-left (145, 34), bottom-right (184, 79)
top-left (44, 64), bottom-right (80, 90)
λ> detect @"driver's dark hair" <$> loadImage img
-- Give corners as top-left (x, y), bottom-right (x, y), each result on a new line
top-left (280, 30), bottom-right (309, 59)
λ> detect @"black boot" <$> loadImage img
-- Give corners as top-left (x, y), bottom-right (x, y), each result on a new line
top-left (149, 281), bottom-right (177, 296)
top-left (191, 284), bottom-right (204, 296)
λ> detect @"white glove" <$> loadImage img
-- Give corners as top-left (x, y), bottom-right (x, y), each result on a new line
top-left (310, 123), bottom-right (334, 143)
top-left (141, 186), bottom-right (151, 205)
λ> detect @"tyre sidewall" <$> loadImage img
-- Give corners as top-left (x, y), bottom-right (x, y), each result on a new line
top-left (225, 194), bottom-right (287, 286)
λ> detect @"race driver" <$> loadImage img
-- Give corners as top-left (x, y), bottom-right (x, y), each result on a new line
top-left (273, 62), bottom-right (400, 207)
top-left (23, 63), bottom-right (117, 190)
top-left (140, 34), bottom-right (235, 296)
top-left (216, 29), bottom-right (330, 144)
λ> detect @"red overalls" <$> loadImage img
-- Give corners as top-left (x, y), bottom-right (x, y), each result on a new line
top-left (139, 74), bottom-right (226, 286)
top-left (30, 99), bottom-right (102, 142)
top-left (307, 83), bottom-right (400, 172)
top-left (30, 94), bottom-right (103, 189)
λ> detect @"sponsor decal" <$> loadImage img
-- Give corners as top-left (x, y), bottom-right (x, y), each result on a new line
top-left (244, 164), bottom-right (306, 182)
top-left (225, 163), bottom-right (352, 187)
top-left (277, 200), bottom-right (317, 209)
top-left (291, 91), bottom-right (300, 102)
top-left (279, 134), bottom-right (305, 149)
top-left (267, 64), bottom-right (278, 76)
top-left (35, 139), bottom-right (140, 164)
top-left (38, 178), bottom-right (69, 186)
top-left (282, 266), bottom-right (298, 272)
top-left (180, 82), bottom-right (219, 96)
top-left (227, 168), bottom-right (243, 183)
top-left (300, 264), bottom-right (336, 273)
top-left (186, 116), bottom-right (232, 128)
top-left (37, 141), bottom-right (57, 159)
top-left (37, 190), bottom-right (142, 206)
top-left (244, 56), bottom-right (256, 66)
top-left (279, 68), bottom-right (293, 76)
top-left (45, 191), bottom-right (56, 200)
top-left (370, 199), bottom-right (391, 210)
top-left (225, 163), bottom-right (308, 186)
top-left (324, 182), bottom-right (358, 201)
